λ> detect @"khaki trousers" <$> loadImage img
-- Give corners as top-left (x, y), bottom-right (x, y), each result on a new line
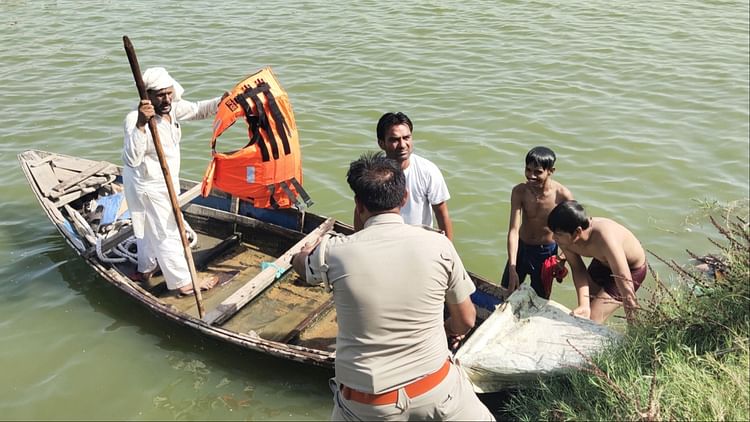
top-left (330, 362), bottom-right (495, 421)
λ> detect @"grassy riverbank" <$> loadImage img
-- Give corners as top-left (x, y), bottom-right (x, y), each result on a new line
top-left (500, 203), bottom-right (750, 421)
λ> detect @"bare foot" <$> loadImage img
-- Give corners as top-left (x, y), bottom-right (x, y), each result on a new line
top-left (176, 274), bottom-right (220, 296)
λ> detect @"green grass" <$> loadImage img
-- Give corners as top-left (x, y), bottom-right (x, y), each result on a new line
top-left (503, 204), bottom-right (750, 421)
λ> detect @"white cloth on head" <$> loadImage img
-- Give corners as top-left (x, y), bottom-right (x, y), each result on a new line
top-left (142, 67), bottom-right (184, 100)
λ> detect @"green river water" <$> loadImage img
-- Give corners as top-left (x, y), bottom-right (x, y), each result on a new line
top-left (0, 1), bottom-right (748, 420)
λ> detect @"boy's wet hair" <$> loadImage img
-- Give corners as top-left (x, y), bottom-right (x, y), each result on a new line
top-left (548, 200), bottom-right (590, 234)
top-left (376, 112), bottom-right (413, 141)
top-left (347, 151), bottom-right (406, 212)
top-left (525, 146), bottom-right (557, 170)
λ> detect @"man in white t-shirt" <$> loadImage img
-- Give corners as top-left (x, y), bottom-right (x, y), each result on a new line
top-left (354, 112), bottom-right (453, 240)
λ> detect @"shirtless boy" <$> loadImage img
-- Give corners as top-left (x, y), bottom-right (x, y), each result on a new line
top-left (547, 200), bottom-right (647, 323)
top-left (501, 146), bottom-right (574, 299)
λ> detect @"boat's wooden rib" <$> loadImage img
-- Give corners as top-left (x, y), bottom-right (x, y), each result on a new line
top-left (25, 152), bottom-right (118, 208)
top-left (27, 158), bottom-right (59, 197)
top-left (50, 161), bottom-right (113, 196)
top-left (41, 196), bottom-right (67, 226)
top-left (203, 218), bottom-right (335, 325)
top-left (64, 204), bottom-right (97, 245)
top-left (27, 152), bottom-right (55, 167)
top-left (51, 166), bottom-right (81, 182)
top-left (54, 189), bottom-right (91, 208)
top-left (49, 155), bottom-right (109, 173)
top-left (177, 182), bottom-right (203, 206)
top-left (193, 234), bottom-right (241, 271)
top-left (184, 204), bottom-right (302, 240)
top-left (281, 296), bottom-right (335, 344)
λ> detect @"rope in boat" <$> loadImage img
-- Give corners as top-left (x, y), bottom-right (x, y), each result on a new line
top-left (95, 224), bottom-right (198, 264)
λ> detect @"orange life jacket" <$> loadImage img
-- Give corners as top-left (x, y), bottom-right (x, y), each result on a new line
top-left (201, 67), bottom-right (312, 209)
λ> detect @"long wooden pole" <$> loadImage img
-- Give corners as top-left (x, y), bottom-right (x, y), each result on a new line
top-left (122, 36), bottom-right (205, 318)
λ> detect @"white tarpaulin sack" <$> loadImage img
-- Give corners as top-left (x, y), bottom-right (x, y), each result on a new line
top-left (455, 285), bottom-right (620, 392)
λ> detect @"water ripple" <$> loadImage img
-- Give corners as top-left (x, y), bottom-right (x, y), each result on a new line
top-left (0, 0), bottom-right (748, 419)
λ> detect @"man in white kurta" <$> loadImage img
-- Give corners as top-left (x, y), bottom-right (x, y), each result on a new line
top-left (122, 67), bottom-right (221, 292)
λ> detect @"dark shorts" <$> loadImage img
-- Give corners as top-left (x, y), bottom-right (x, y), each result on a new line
top-left (501, 241), bottom-right (558, 299)
top-left (587, 258), bottom-right (647, 300)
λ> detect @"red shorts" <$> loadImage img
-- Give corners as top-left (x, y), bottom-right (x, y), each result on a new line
top-left (587, 258), bottom-right (647, 300)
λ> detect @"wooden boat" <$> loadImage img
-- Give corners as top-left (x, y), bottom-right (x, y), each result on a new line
top-left (17, 150), bottom-right (506, 368)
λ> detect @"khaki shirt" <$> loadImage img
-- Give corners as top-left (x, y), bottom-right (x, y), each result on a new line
top-left (305, 213), bottom-right (475, 394)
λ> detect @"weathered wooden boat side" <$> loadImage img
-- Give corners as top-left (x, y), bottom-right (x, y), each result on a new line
top-left (18, 149), bottom-right (505, 373)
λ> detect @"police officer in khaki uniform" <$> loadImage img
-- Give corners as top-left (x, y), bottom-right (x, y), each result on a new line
top-left (292, 152), bottom-right (495, 421)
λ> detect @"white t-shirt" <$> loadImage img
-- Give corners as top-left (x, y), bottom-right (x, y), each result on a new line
top-left (401, 153), bottom-right (450, 227)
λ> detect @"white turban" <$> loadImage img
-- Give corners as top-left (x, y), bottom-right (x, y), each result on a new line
top-left (142, 67), bottom-right (184, 100)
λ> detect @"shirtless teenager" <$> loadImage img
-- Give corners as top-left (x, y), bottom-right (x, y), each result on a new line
top-left (547, 200), bottom-right (647, 323)
top-left (501, 146), bottom-right (574, 299)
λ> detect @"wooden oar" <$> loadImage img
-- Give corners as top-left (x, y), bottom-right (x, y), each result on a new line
top-left (122, 35), bottom-right (205, 318)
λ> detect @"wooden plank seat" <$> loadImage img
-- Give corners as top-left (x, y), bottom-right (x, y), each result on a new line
top-left (26, 153), bottom-right (120, 208)
top-left (202, 218), bottom-right (335, 326)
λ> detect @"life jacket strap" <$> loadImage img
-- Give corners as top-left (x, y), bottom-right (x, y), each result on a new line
top-left (289, 177), bottom-right (314, 208)
top-left (264, 89), bottom-right (292, 155)
top-left (234, 93), bottom-right (264, 154)
top-left (279, 180), bottom-right (299, 209)
top-left (267, 184), bottom-right (279, 209)
top-left (258, 178), bottom-right (314, 211)
top-left (248, 87), bottom-right (280, 160)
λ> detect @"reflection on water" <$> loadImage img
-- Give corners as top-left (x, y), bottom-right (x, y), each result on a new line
top-left (0, 0), bottom-right (747, 419)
